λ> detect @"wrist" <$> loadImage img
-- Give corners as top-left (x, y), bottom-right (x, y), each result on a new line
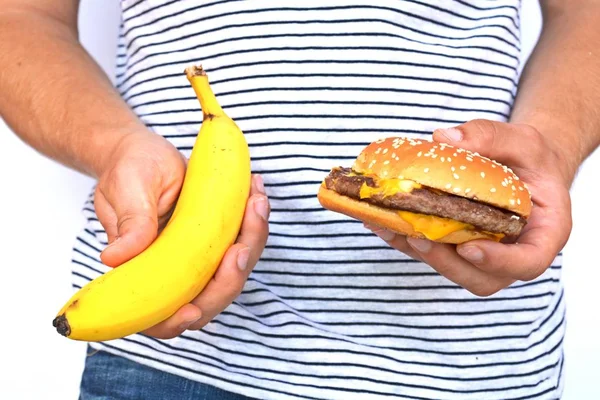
top-left (87, 123), bottom-right (153, 179)
top-left (510, 113), bottom-right (583, 187)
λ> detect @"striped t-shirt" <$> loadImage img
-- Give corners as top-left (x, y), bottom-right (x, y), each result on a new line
top-left (72, 1), bottom-right (565, 399)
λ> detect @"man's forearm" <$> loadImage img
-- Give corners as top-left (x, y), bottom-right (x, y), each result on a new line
top-left (0, 5), bottom-right (148, 178)
top-left (510, 1), bottom-right (600, 183)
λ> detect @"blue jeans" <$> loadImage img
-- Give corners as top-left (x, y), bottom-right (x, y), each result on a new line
top-left (79, 347), bottom-right (255, 400)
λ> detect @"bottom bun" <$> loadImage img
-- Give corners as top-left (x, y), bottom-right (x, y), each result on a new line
top-left (317, 185), bottom-right (501, 244)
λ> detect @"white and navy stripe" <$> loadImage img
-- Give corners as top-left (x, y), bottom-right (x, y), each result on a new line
top-left (71, 1), bottom-right (565, 399)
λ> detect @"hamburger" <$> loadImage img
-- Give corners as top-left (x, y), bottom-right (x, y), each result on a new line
top-left (317, 136), bottom-right (532, 244)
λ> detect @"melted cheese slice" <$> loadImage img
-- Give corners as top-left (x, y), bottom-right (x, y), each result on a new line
top-left (359, 178), bottom-right (422, 199)
top-left (398, 211), bottom-right (473, 241)
top-left (355, 176), bottom-right (504, 241)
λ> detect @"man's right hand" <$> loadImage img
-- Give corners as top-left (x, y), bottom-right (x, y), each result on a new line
top-left (93, 131), bottom-right (270, 338)
top-left (95, 131), bottom-right (188, 268)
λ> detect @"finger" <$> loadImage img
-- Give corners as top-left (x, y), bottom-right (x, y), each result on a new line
top-left (93, 187), bottom-right (119, 244)
top-left (142, 303), bottom-right (202, 339)
top-left (406, 237), bottom-right (514, 296)
top-left (99, 181), bottom-right (159, 268)
top-left (188, 174), bottom-right (270, 329)
top-left (363, 224), bottom-right (423, 261)
top-left (432, 119), bottom-right (545, 170)
top-left (235, 175), bottom-right (270, 268)
top-left (456, 209), bottom-right (571, 281)
top-left (187, 243), bottom-right (252, 330)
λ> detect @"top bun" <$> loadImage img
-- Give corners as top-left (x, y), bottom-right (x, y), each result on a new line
top-left (352, 137), bottom-right (532, 218)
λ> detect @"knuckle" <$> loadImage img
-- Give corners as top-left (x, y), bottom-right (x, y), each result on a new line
top-left (469, 285), bottom-right (500, 298)
top-left (524, 257), bottom-right (555, 281)
top-left (228, 281), bottom-right (246, 299)
top-left (470, 119), bottom-right (497, 139)
top-left (147, 328), bottom-right (180, 340)
top-left (216, 273), bottom-right (246, 300)
top-left (463, 119), bottom-right (501, 153)
top-left (188, 320), bottom-right (208, 331)
top-left (518, 263), bottom-right (546, 282)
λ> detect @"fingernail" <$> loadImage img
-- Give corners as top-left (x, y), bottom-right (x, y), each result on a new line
top-left (458, 246), bottom-right (484, 263)
top-left (407, 237), bottom-right (432, 253)
top-left (438, 128), bottom-right (463, 142)
top-left (373, 228), bottom-right (395, 242)
top-left (253, 196), bottom-right (269, 221)
top-left (254, 175), bottom-right (265, 194)
top-left (237, 247), bottom-right (251, 271)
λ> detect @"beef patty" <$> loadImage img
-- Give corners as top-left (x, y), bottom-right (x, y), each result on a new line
top-left (324, 167), bottom-right (526, 236)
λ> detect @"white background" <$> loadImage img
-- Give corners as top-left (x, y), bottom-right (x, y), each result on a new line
top-left (0, 1), bottom-right (598, 398)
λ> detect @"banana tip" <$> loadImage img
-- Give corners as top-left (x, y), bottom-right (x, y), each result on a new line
top-left (184, 64), bottom-right (206, 79)
top-left (52, 314), bottom-right (71, 337)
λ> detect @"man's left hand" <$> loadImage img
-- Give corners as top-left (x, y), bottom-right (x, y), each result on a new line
top-left (366, 119), bottom-right (574, 296)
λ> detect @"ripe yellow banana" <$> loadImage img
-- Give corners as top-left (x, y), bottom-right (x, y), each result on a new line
top-left (52, 65), bottom-right (251, 341)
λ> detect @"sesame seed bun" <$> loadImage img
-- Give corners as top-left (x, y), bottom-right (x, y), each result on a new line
top-left (317, 185), bottom-right (506, 244)
top-left (352, 137), bottom-right (532, 218)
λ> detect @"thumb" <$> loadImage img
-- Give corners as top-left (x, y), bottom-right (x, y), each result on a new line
top-left (432, 119), bottom-right (542, 169)
top-left (100, 190), bottom-right (159, 268)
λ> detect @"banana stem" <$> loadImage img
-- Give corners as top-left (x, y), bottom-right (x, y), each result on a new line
top-left (185, 65), bottom-right (225, 120)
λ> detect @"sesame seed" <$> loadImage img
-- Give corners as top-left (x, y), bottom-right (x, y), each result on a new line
top-left (445, 183), bottom-right (452, 189)
top-left (510, 199), bottom-right (515, 205)
top-left (441, 157), bottom-right (445, 162)
top-left (519, 187), bottom-right (524, 191)
top-left (453, 153), bottom-right (458, 157)
top-left (465, 188), bottom-right (471, 194)
top-left (451, 166), bottom-right (456, 172)
top-left (459, 165), bottom-right (466, 170)
top-left (417, 151), bottom-right (422, 157)
top-left (466, 157), bottom-right (473, 162)
top-left (490, 188), bottom-right (496, 193)
top-left (447, 157), bottom-right (452, 162)
top-left (491, 164), bottom-right (496, 168)
top-left (424, 168), bottom-right (430, 173)
top-left (502, 182), bottom-right (508, 187)
top-left (383, 148), bottom-right (389, 154)
top-left (512, 185), bottom-right (516, 191)
top-left (453, 173), bottom-right (460, 179)
top-left (431, 154), bottom-right (438, 159)
top-left (481, 172), bottom-right (485, 178)
top-left (517, 199), bottom-right (521, 205)
top-left (383, 160), bottom-right (390, 165)
top-left (453, 187), bottom-right (461, 193)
